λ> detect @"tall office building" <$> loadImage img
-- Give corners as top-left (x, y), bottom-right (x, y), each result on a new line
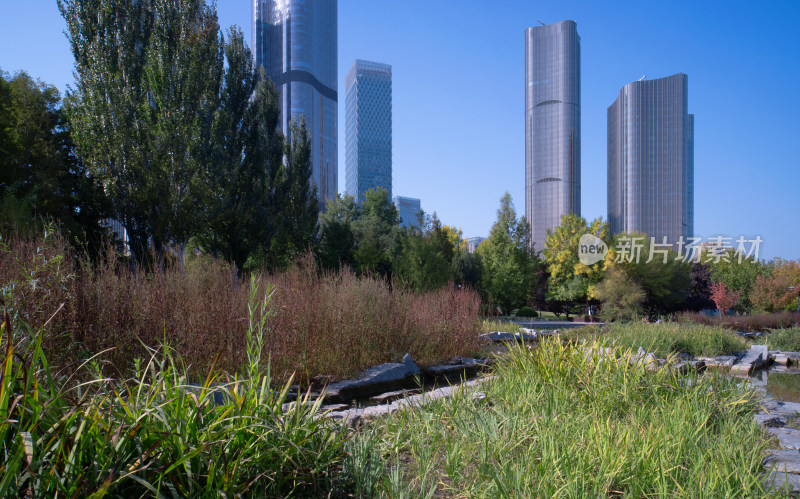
top-left (608, 73), bottom-right (694, 244)
top-left (393, 196), bottom-right (421, 230)
top-left (345, 59), bottom-right (392, 204)
top-left (525, 20), bottom-right (581, 251)
top-left (252, 0), bottom-right (337, 206)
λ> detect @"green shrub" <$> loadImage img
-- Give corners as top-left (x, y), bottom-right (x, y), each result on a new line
top-left (345, 340), bottom-right (776, 496)
top-left (0, 283), bottom-right (352, 497)
top-left (766, 327), bottom-right (800, 352)
top-left (562, 321), bottom-right (749, 358)
top-left (516, 306), bottom-right (538, 318)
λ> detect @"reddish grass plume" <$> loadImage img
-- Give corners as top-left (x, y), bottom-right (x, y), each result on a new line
top-left (1, 232), bottom-right (482, 385)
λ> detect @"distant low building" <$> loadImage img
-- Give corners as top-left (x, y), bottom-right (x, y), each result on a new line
top-left (467, 236), bottom-right (485, 253)
top-left (393, 196), bottom-right (421, 229)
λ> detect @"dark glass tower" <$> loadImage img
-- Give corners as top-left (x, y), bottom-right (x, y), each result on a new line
top-left (525, 20), bottom-right (581, 251)
top-left (608, 73), bottom-right (694, 244)
top-left (345, 59), bottom-right (392, 204)
top-left (252, 0), bottom-right (337, 206)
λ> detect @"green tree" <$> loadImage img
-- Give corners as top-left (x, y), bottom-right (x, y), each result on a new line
top-left (197, 32), bottom-right (285, 274)
top-left (266, 117), bottom-right (319, 269)
top-left (141, 0), bottom-right (222, 270)
top-left (477, 193), bottom-right (537, 313)
top-left (60, 0), bottom-right (156, 262)
top-left (609, 233), bottom-right (692, 313)
top-left (0, 70), bottom-right (109, 248)
top-left (593, 265), bottom-right (646, 322)
top-left (394, 212), bottom-right (456, 291)
top-left (543, 213), bottom-right (609, 315)
top-left (318, 194), bottom-right (359, 271)
top-left (352, 188), bottom-right (401, 276)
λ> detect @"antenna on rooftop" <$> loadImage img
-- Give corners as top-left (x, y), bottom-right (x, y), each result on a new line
top-left (537, 19), bottom-right (546, 26)
top-left (638, 75), bottom-right (646, 81)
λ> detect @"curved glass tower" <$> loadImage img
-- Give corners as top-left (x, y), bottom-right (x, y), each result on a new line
top-left (253, 0), bottom-right (337, 207)
top-left (525, 20), bottom-right (581, 251)
top-left (608, 73), bottom-right (694, 244)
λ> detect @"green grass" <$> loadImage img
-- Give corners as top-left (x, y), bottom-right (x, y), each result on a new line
top-left (765, 327), bottom-right (800, 352)
top-left (1, 279), bottom-right (353, 497)
top-left (343, 339), bottom-right (782, 497)
top-left (562, 321), bottom-right (750, 358)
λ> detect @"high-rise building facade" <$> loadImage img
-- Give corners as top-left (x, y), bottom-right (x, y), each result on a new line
top-left (525, 20), bottom-right (581, 251)
top-left (393, 196), bottom-right (421, 230)
top-left (608, 73), bottom-right (694, 244)
top-left (346, 59), bottom-right (392, 204)
top-left (252, 0), bottom-right (337, 206)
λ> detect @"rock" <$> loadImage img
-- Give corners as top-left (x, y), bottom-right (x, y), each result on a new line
top-left (324, 353), bottom-right (422, 402)
top-left (320, 403), bottom-right (350, 412)
top-left (775, 354), bottom-right (790, 365)
top-left (480, 331), bottom-right (537, 343)
top-left (472, 391), bottom-right (487, 403)
top-left (768, 427), bottom-right (800, 450)
top-left (644, 352), bottom-right (658, 371)
top-left (425, 358), bottom-right (490, 377)
top-left (763, 470), bottom-right (800, 493)
top-left (764, 450), bottom-right (800, 473)
top-left (731, 345), bottom-right (768, 374)
top-left (370, 389), bottom-right (420, 404)
top-left (756, 413), bottom-right (787, 427)
top-left (763, 400), bottom-right (800, 418)
top-left (402, 353), bottom-right (421, 375)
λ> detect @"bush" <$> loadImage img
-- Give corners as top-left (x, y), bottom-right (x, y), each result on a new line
top-left (1, 232), bottom-right (482, 385)
top-left (562, 321), bottom-right (749, 358)
top-left (0, 287), bottom-right (352, 497)
top-left (680, 311), bottom-right (798, 332)
top-left (765, 327), bottom-right (800, 352)
top-left (516, 306), bottom-right (538, 318)
top-left (346, 340), bottom-right (773, 496)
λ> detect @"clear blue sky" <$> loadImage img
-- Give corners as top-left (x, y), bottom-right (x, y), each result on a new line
top-left (2, 1), bottom-right (798, 260)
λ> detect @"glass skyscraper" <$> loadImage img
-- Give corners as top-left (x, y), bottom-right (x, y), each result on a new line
top-left (608, 73), bottom-right (694, 244)
top-left (345, 59), bottom-right (392, 204)
top-left (393, 196), bottom-right (421, 230)
top-left (525, 20), bottom-right (581, 251)
top-left (252, 0), bottom-right (337, 207)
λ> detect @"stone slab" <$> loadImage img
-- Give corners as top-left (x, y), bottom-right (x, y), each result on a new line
top-left (323, 353), bottom-right (421, 402)
top-left (764, 450), bottom-right (800, 473)
top-left (763, 471), bottom-right (800, 493)
top-left (480, 331), bottom-right (537, 343)
top-left (763, 400), bottom-right (800, 418)
top-left (756, 413), bottom-right (787, 427)
top-left (731, 345), bottom-right (767, 374)
top-left (768, 427), bottom-right (800, 450)
top-left (370, 389), bottom-right (420, 404)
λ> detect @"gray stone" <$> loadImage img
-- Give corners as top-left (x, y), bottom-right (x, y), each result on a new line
top-left (472, 391), bottom-right (487, 403)
top-left (763, 471), bottom-right (800, 493)
top-left (764, 450), bottom-right (800, 473)
top-left (320, 403), bottom-right (350, 412)
top-left (775, 354), bottom-right (790, 366)
top-left (323, 353), bottom-right (421, 402)
top-left (712, 356), bottom-right (737, 368)
top-left (731, 345), bottom-right (768, 374)
top-left (370, 389), bottom-right (420, 404)
top-left (755, 413), bottom-right (787, 427)
top-left (763, 400), bottom-right (800, 418)
top-left (768, 427), bottom-right (800, 450)
top-left (402, 353), bottom-right (421, 375)
top-left (480, 331), bottom-right (537, 343)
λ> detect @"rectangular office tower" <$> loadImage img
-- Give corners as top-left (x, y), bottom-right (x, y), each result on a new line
top-left (252, 0), bottom-right (337, 207)
top-left (345, 60), bottom-right (392, 204)
top-left (393, 196), bottom-right (421, 230)
top-left (525, 20), bottom-right (581, 251)
top-left (608, 73), bottom-right (694, 245)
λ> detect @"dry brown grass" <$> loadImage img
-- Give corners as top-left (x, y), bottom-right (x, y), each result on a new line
top-left (680, 311), bottom-right (798, 332)
top-left (1, 232), bottom-right (482, 384)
